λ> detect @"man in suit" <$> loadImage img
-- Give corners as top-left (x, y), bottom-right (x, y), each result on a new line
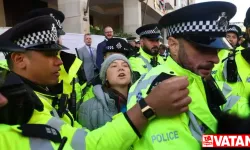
top-left (78, 33), bottom-right (98, 82)
top-left (96, 26), bottom-right (114, 70)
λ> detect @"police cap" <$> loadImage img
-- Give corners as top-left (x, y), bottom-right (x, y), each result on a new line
top-left (159, 1), bottom-right (236, 49)
top-left (126, 37), bottom-right (136, 42)
top-left (0, 16), bottom-right (68, 52)
top-left (136, 24), bottom-right (162, 40)
top-left (20, 8), bottom-right (65, 36)
top-left (104, 38), bottom-right (129, 56)
top-left (226, 25), bottom-right (242, 37)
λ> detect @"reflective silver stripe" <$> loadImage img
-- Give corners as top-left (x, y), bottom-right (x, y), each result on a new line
top-left (222, 95), bottom-right (241, 112)
top-left (47, 117), bottom-right (65, 132)
top-left (51, 108), bottom-right (60, 119)
top-left (187, 111), bottom-right (202, 143)
top-left (127, 74), bottom-right (158, 103)
top-left (71, 129), bottom-right (88, 150)
top-left (138, 55), bottom-right (152, 71)
top-left (221, 83), bottom-right (232, 96)
top-left (30, 138), bottom-right (54, 150)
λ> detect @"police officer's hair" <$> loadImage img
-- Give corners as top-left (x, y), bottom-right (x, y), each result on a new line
top-left (5, 55), bottom-right (13, 70)
top-left (5, 52), bottom-right (30, 70)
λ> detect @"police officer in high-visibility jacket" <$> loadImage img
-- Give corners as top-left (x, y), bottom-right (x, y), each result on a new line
top-left (212, 25), bottom-right (243, 75)
top-left (213, 24), bottom-right (250, 99)
top-left (19, 8), bottom-right (85, 120)
top-left (127, 2), bottom-right (247, 150)
top-left (0, 14), bottom-right (193, 150)
top-left (129, 24), bottom-right (165, 82)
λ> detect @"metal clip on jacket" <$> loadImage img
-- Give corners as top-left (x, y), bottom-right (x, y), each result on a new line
top-left (57, 94), bottom-right (68, 118)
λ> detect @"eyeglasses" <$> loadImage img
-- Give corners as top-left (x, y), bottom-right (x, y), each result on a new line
top-left (105, 31), bottom-right (113, 34)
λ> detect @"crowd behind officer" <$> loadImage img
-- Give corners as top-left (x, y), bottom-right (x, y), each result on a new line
top-left (1, 1), bottom-right (250, 150)
top-left (0, 12), bottom-right (192, 150)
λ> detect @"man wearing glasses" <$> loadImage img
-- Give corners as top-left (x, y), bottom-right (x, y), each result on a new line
top-left (96, 26), bottom-right (114, 70)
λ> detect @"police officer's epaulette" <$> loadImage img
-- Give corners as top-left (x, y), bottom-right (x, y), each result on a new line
top-left (146, 72), bottom-right (175, 94)
top-left (19, 124), bottom-right (62, 143)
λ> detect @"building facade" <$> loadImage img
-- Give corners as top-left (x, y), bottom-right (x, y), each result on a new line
top-left (0, 0), bottom-right (195, 36)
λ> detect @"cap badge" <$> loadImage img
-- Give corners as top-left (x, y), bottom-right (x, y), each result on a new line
top-left (116, 42), bottom-right (122, 49)
top-left (51, 23), bottom-right (57, 41)
top-left (216, 12), bottom-right (228, 28)
top-left (153, 27), bottom-right (160, 33)
top-left (231, 27), bottom-right (238, 33)
top-left (50, 13), bottom-right (62, 29)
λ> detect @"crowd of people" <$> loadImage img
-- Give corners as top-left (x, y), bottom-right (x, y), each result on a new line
top-left (0, 1), bottom-right (250, 150)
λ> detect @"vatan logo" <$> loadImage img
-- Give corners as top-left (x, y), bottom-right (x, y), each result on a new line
top-left (51, 23), bottom-right (58, 41)
top-left (216, 12), bottom-right (228, 28)
top-left (50, 13), bottom-right (62, 29)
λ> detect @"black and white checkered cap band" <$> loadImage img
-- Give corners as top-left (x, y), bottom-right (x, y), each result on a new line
top-left (226, 27), bottom-right (238, 34)
top-left (139, 29), bottom-right (161, 36)
top-left (166, 20), bottom-right (227, 37)
top-left (15, 30), bottom-right (57, 48)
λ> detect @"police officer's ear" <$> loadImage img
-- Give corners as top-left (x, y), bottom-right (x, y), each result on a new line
top-left (167, 37), bottom-right (179, 56)
top-left (10, 52), bottom-right (28, 69)
top-left (139, 38), bottom-right (144, 47)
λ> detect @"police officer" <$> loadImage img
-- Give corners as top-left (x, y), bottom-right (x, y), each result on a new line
top-left (159, 44), bottom-right (168, 61)
top-left (127, 2), bottom-right (247, 150)
top-left (226, 25), bottom-right (242, 48)
top-left (135, 39), bottom-right (141, 49)
top-left (127, 36), bottom-right (139, 57)
top-left (19, 8), bottom-right (85, 119)
top-left (212, 25), bottom-right (244, 75)
top-left (0, 15), bottom-right (193, 149)
top-left (129, 24), bottom-right (165, 81)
